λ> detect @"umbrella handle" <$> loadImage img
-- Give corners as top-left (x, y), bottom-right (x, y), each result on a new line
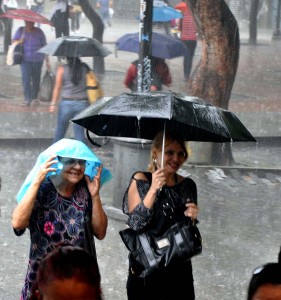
top-left (86, 130), bottom-right (101, 147)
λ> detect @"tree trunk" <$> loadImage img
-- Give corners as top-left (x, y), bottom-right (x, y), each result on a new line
top-left (186, 0), bottom-right (240, 165)
top-left (78, 0), bottom-right (105, 74)
top-left (249, 0), bottom-right (259, 45)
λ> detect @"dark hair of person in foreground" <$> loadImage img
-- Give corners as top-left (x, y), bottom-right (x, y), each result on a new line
top-left (30, 244), bottom-right (103, 300)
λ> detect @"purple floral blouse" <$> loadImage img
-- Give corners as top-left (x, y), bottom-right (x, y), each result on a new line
top-left (15, 177), bottom-right (92, 300)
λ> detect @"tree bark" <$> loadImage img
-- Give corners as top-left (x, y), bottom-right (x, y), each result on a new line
top-left (249, 0), bottom-right (259, 45)
top-left (186, 0), bottom-right (240, 165)
top-left (78, 0), bottom-right (105, 74)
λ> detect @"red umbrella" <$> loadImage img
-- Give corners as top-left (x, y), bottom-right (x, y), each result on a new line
top-left (0, 9), bottom-right (53, 26)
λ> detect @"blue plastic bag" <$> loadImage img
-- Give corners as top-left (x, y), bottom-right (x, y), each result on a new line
top-left (16, 139), bottom-right (112, 203)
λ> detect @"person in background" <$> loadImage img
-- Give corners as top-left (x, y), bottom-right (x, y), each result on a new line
top-left (30, 245), bottom-right (103, 300)
top-left (26, 0), bottom-right (44, 14)
top-left (50, 0), bottom-right (69, 38)
top-left (124, 56), bottom-right (171, 92)
top-left (69, 0), bottom-right (82, 34)
top-left (49, 57), bottom-right (89, 143)
top-left (12, 20), bottom-right (50, 107)
top-left (247, 247), bottom-right (281, 300)
top-left (122, 130), bottom-right (199, 299)
top-left (96, 0), bottom-right (113, 28)
top-left (174, 1), bottom-right (197, 81)
top-left (12, 139), bottom-right (108, 299)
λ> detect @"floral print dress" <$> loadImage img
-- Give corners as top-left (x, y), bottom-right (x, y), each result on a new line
top-left (15, 177), bottom-right (92, 300)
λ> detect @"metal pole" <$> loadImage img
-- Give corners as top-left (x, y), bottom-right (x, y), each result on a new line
top-left (138, 0), bottom-right (153, 92)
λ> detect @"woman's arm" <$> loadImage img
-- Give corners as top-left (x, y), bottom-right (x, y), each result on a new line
top-left (49, 65), bottom-right (64, 112)
top-left (12, 155), bottom-right (57, 230)
top-left (128, 168), bottom-right (166, 213)
top-left (84, 166), bottom-right (107, 240)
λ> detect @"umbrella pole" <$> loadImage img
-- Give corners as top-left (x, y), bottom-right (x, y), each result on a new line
top-left (161, 122), bottom-right (166, 168)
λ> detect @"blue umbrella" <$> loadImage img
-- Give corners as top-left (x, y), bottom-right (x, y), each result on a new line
top-left (115, 32), bottom-right (187, 59)
top-left (16, 138), bottom-right (112, 203)
top-left (153, 6), bottom-right (182, 22)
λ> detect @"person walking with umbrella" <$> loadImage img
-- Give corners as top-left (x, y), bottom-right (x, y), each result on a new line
top-left (49, 56), bottom-right (91, 144)
top-left (121, 129), bottom-right (199, 299)
top-left (12, 20), bottom-right (50, 106)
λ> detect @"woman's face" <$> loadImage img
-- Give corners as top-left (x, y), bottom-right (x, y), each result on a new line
top-left (59, 158), bottom-right (86, 184)
top-left (154, 141), bottom-right (187, 174)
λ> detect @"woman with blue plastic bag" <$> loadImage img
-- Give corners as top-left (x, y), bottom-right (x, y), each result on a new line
top-left (12, 138), bottom-right (112, 300)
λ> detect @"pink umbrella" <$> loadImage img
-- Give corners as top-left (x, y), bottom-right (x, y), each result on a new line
top-left (0, 9), bottom-right (53, 26)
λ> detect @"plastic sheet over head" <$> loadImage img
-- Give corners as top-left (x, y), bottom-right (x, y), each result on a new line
top-left (16, 138), bottom-right (112, 203)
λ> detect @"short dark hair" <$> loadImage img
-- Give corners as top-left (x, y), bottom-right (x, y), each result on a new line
top-left (31, 245), bottom-right (102, 299)
top-left (247, 263), bottom-right (281, 300)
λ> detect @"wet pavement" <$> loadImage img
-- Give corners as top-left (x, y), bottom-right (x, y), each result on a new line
top-left (1, 16), bottom-right (281, 300)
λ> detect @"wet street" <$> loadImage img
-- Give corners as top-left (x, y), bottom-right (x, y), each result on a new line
top-left (0, 141), bottom-right (281, 300)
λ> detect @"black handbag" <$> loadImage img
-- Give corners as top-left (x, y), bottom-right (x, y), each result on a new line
top-left (119, 194), bottom-right (202, 278)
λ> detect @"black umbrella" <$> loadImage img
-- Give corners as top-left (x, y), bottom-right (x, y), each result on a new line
top-left (37, 36), bottom-right (111, 57)
top-left (72, 90), bottom-right (256, 143)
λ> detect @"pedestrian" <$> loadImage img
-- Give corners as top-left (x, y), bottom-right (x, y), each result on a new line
top-left (122, 129), bottom-right (199, 299)
top-left (50, 0), bottom-right (69, 38)
top-left (69, 0), bottom-right (82, 34)
top-left (26, 0), bottom-right (44, 14)
top-left (12, 20), bottom-right (50, 107)
top-left (124, 56), bottom-right (171, 92)
top-left (30, 244), bottom-right (103, 300)
top-left (49, 57), bottom-right (90, 144)
top-left (96, 0), bottom-right (113, 28)
top-left (174, 1), bottom-right (197, 81)
top-left (12, 138), bottom-right (108, 299)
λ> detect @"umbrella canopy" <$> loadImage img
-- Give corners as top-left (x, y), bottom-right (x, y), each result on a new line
top-left (37, 36), bottom-right (112, 57)
top-left (16, 138), bottom-right (112, 203)
top-left (116, 32), bottom-right (187, 59)
top-left (0, 9), bottom-right (52, 25)
top-left (153, 6), bottom-right (182, 22)
top-left (72, 91), bottom-right (256, 143)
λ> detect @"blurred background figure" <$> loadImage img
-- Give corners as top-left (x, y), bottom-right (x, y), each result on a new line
top-left (96, 0), bottom-right (113, 28)
top-left (174, 1), bottom-right (197, 81)
top-left (69, 0), bottom-right (82, 34)
top-left (49, 57), bottom-right (90, 143)
top-left (30, 245), bottom-right (103, 300)
top-left (124, 56), bottom-right (171, 92)
top-left (12, 20), bottom-right (50, 107)
top-left (50, 0), bottom-right (69, 38)
top-left (26, 0), bottom-right (44, 14)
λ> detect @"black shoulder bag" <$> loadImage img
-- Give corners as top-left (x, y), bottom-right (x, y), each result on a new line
top-left (119, 180), bottom-right (202, 278)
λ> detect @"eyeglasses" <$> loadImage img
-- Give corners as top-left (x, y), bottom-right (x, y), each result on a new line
top-left (164, 150), bottom-right (186, 159)
top-left (58, 157), bottom-right (87, 168)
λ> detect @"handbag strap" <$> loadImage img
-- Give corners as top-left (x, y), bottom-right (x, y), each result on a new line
top-left (138, 233), bottom-right (158, 268)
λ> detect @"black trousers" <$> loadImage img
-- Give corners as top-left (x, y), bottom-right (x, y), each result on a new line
top-left (126, 260), bottom-right (195, 300)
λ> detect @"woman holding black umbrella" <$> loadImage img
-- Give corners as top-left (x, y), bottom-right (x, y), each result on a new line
top-left (122, 129), bottom-right (199, 299)
top-left (49, 57), bottom-right (90, 144)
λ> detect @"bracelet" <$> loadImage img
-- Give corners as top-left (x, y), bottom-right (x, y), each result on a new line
top-left (50, 104), bottom-right (56, 106)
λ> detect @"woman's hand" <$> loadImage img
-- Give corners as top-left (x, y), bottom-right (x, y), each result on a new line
top-left (85, 165), bottom-right (102, 198)
top-left (150, 168), bottom-right (166, 192)
top-left (184, 201), bottom-right (199, 221)
top-left (35, 155), bottom-right (57, 184)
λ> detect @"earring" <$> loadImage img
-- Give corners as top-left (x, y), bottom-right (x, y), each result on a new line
top-left (153, 158), bottom-right (157, 167)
